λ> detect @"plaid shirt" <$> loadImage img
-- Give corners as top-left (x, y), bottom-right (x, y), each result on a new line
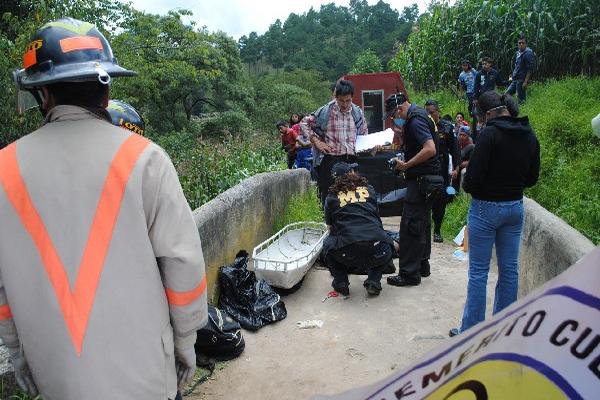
top-left (300, 101), bottom-right (367, 156)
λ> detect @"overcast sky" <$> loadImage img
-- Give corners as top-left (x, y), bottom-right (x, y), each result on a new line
top-left (129, 0), bottom-right (429, 39)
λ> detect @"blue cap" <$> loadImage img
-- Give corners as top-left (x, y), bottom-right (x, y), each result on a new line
top-left (331, 162), bottom-right (359, 178)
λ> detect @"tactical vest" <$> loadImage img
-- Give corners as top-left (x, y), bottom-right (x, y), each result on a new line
top-left (404, 106), bottom-right (440, 180)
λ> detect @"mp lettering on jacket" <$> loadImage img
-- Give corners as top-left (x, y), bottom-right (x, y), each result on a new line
top-left (338, 186), bottom-right (369, 207)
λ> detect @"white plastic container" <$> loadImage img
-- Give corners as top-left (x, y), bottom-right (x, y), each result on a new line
top-left (252, 222), bottom-right (328, 289)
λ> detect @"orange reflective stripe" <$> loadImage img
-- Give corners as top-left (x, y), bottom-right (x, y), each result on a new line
top-left (59, 36), bottom-right (103, 53)
top-left (0, 144), bottom-right (76, 337)
top-left (165, 276), bottom-right (207, 306)
top-left (0, 135), bottom-right (149, 355)
top-left (23, 49), bottom-right (37, 69)
top-left (0, 305), bottom-right (13, 320)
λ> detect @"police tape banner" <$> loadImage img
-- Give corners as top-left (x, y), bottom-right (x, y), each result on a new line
top-left (313, 247), bottom-right (600, 400)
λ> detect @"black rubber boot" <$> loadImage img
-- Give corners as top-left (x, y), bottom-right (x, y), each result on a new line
top-left (363, 279), bottom-right (382, 296)
top-left (387, 275), bottom-right (420, 287)
top-left (332, 280), bottom-right (349, 296)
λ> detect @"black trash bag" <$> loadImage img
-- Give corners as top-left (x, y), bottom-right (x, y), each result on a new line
top-left (195, 305), bottom-right (245, 361)
top-left (218, 250), bottom-right (287, 331)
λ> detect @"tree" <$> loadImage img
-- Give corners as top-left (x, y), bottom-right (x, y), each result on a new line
top-left (350, 49), bottom-right (383, 74)
top-left (110, 10), bottom-right (250, 133)
top-left (236, 1), bottom-right (420, 80)
top-left (0, 0), bottom-right (133, 146)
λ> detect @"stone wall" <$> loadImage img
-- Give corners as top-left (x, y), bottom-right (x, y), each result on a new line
top-left (519, 197), bottom-right (596, 297)
top-left (193, 169), bottom-right (311, 302)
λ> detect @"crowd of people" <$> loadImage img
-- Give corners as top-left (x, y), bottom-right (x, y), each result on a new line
top-left (457, 35), bottom-right (536, 142)
top-left (277, 113), bottom-right (312, 170)
top-left (293, 35), bottom-right (540, 343)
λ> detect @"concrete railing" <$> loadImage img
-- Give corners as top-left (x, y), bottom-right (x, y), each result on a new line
top-left (519, 197), bottom-right (596, 297)
top-left (193, 169), bottom-right (311, 302)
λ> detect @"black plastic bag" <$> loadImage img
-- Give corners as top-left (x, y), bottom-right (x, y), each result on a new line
top-left (218, 250), bottom-right (287, 331)
top-left (195, 305), bottom-right (245, 360)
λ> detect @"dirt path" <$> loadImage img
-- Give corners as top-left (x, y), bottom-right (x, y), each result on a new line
top-left (187, 218), bottom-right (496, 400)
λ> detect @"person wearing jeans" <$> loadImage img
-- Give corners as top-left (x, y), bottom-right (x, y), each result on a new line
top-left (450, 91), bottom-right (540, 337)
top-left (461, 199), bottom-right (524, 329)
top-left (506, 36), bottom-right (536, 103)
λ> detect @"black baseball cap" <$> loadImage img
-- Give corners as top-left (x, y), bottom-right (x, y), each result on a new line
top-left (331, 162), bottom-right (359, 178)
top-left (384, 93), bottom-right (408, 120)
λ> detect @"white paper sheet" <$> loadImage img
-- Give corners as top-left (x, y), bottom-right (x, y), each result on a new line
top-left (355, 128), bottom-right (395, 153)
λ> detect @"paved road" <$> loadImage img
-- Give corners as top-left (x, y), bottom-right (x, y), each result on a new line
top-left (190, 217), bottom-right (497, 400)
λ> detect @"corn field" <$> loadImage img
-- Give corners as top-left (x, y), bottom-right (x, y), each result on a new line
top-left (389, 0), bottom-right (600, 90)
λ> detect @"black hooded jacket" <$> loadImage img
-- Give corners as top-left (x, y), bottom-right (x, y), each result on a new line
top-left (463, 116), bottom-right (540, 201)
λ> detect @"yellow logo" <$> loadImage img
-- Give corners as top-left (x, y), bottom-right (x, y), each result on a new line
top-left (119, 119), bottom-right (144, 135)
top-left (26, 40), bottom-right (43, 52)
top-left (338, 186), bottom-right (369, 207)
top-left (425, 359), bottom-right (567, 400)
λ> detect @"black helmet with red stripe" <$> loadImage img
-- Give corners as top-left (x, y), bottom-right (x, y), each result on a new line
top-left (107, 100), bottom-right (145, 136)
top-left (14, 17), bottom-right (135, 90)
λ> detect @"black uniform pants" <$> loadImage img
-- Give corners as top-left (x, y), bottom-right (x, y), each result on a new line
top-left (317, 154), bottom-right (358, 205)
top-left (431, 172), bottom-right (452, 234)
top-left (327, 241), bottom-right (393, 285)
top-left (397, 180), bottom-right (432, 282)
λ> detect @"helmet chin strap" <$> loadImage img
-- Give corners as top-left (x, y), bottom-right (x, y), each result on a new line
top-left (29, 89), bottom-right (47, 118)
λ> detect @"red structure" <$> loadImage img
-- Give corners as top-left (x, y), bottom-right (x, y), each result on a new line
top-left (342, 72), bottom-right (408, 133)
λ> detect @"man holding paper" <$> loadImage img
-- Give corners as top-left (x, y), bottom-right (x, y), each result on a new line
top-left (300, 79), bottom-right (368, 205)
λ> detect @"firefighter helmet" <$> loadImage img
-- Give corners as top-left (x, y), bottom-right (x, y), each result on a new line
top-left (14, 18), bottom-right (135, 90)
top-left (107, 100), bottom-right (145, 135)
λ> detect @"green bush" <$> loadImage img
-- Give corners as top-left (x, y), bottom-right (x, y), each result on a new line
top-left (350, 49), bottom-right (383, 74)
top-left (194, 111), bottom-right (253, 137)
top-left (253, 81), bottom-right (320, 133)
top-left (273, 186), bottom-right (324, 233)
top-left (156, 131), bottom-right (285, 210)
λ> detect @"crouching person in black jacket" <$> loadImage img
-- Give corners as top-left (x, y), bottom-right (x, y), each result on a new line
top-left (322, 162), bottom-right (396, 296)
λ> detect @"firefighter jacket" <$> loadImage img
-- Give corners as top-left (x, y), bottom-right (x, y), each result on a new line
top-left (0, 105), bottom-right (208, 400)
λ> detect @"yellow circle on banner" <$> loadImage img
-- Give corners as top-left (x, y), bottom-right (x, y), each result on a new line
top-left (426, 360), bottom-right (567, 400)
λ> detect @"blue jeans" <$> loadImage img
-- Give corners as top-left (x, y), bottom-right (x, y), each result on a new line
top-left (460, 198), bottom-right (524, 332)
top-left (466, 92), bottom-right (475, 116)
top-left (506, 80), bottom-right (526, 103)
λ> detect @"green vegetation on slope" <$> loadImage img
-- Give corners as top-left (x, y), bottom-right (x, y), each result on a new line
top-left (415, 77), bottom-right (600, 244)
top-left (156, 131), bottom-right (285, 210)
top-left (273, 186), bottom-right (324, 233)
top-left (389, 0), bottom-right (599, 90)
top-left (521, 78), bottom-right (600, 243)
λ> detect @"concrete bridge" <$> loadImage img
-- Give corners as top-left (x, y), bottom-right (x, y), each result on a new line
top-left (0, 169), bottom-right (594, 398)
top-left (186, 169), bottom-right (595, 400)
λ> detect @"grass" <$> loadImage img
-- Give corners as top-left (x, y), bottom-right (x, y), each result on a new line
top-left (520, 78), bottom-right (600, 243)
top-left (408, 84), bottom-right (470, 122)
top-left (0, 375), bottom-right (40, 400)
top-left (441, 193), bottom-right (471, 243)
top-left (273, 186), bottom-right (324, 233)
